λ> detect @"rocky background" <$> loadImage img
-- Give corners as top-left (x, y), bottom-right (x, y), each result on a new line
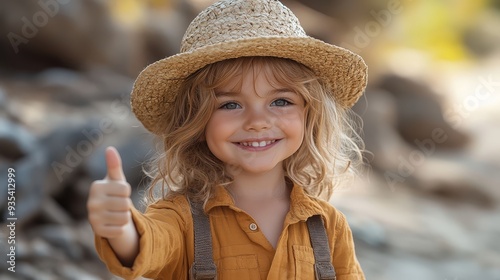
top-left (1, 0), bottom-right (499, 279)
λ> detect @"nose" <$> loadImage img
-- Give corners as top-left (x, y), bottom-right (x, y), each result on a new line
top-left (243, 106), bottom-right (272, 131)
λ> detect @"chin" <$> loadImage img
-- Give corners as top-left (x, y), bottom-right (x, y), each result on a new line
top-left (228, 162), bottom-right (281, 175)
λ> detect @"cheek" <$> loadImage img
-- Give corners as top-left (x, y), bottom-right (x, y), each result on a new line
top-left (276, 109), bottom-right (306, 136)
top-left (206, 116), bottom-right (220, 143)
top-left (205, 114), bottom-right (233, 147)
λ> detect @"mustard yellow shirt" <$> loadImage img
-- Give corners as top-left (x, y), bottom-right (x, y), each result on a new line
top-left (95, 185), bottom-right (365, 279)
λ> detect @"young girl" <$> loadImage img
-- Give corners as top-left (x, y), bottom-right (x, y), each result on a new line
top-left (87, 0), bottom-right (368, 279)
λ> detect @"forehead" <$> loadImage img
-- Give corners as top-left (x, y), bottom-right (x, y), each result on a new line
top-left (214, 60), bottom-right (287, 92)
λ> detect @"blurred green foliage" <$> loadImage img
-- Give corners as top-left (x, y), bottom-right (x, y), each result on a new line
top-left (398, 0), bottom-right (489, 61)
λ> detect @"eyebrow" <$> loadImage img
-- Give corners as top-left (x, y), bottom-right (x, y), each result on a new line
top-left (214, 88), bottom-right (296, 97)
top-left (214, 91), bottom-right (238, 98)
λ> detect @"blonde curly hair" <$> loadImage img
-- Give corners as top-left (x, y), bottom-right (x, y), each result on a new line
top-left (143, 57), bottom-right (364, 206)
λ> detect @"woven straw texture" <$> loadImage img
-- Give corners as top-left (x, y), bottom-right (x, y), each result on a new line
top-left (131, 0), bottom-right (368, 135)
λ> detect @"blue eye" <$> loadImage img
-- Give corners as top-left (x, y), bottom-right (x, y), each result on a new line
top-left (271, 99), bottom-right (292, 106)
top-left (219, 102), bottom-right (241, 110)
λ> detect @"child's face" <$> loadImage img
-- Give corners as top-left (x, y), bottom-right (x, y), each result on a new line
top-left (205, 64), bottom-right (306, 175)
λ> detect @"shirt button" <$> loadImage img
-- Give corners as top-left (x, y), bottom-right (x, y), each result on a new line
top-left (249, 223), bottom-right (258, 231)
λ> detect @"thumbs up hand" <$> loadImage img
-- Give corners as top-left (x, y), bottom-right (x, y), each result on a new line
top-left (87, 146), bottom-right (134, 239)
top-left (105, 145), bottom-right (127, 182)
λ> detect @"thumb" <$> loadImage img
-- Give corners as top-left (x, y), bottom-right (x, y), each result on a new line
top-left (105, 146), bottom-right (126, 181)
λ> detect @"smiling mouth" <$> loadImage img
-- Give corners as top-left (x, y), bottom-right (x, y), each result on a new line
top-left (238, 140), bottom-right (277, 147)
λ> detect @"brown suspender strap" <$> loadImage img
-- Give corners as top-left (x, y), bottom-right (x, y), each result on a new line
top-left (189, 200), bottom-right (217, 280)
top-left (307, 215), bottom-right (337, 280)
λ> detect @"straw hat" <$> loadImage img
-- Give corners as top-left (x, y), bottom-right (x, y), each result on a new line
top-left (131, 0), bottom-right (368, 135)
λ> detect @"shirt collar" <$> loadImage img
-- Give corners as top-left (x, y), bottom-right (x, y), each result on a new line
top-left (205, 183), bottom-right (327, 222)
top-left (205, 185), bottom-right (236, 212)
top-left (288, 183), bottom-right (327, 222)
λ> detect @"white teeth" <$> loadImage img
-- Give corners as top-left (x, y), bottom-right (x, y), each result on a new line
top-left (240, 140), bottom-right (276, 147)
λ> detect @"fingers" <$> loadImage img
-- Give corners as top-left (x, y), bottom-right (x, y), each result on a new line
top-left (103, 196), bottom-right (133, 211)
top-left (87, 146), bottom-right (134, 238)
top-left (101, 210), bottom-right (132, 224)
top-left (87, 181), bottom-right (133, 238)
top-left (90, 180), bottom-right (131, 198)
top-left (105, 146), bottom-right (126, 182)
top-left (90, 224), bottom-right (130, 239)
top-left (97, 227), bottom-right (125, 238)
top-left (88, 180), bottom-right (132, 212)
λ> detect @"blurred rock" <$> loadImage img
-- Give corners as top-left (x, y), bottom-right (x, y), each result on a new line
top-left (34, 68), bottom-right (99, 107)
top-left (41, 121), bottom-right (104, 194)
top-left (463, 11), bottom-right (500, 57)
top-left (36, 225), bottom-right (85, 261)
top-left (279, 0), bottom-right (344, 43)
top-left (15, 235), bottom-right (31, 261)
top-left (39, 196), bottom-right (74, 224)
top-left (0, 0), bottom-right (146, 76)
top-left (57, 178), bottom-right (94, 220)
top-left (383, 261), bottom-right (440, 280)
top-left (140, 4), bottom-right (195, 63)
top-left (0, 117), bottom-right (37, 160)
top-left (29, 238), bottom-right (54, 259)
top-left (0, 87), bottom-right (8, 113)
top-left (349, 215), bottom-right (388, 248)
top-left (34, 67), bottom-right (134, 105)
top-left (413, 155), bottom-right (500, 207)
top-left (74, 221), bottom-right (101, 259)
top-left (55, 262), bottom-right (101, 280)
top-left (16, 264), bottom-right (54, 280)
top-left (353, 89), bottom-right (413, 173)
top-left (0, 274), bottom-right (16, 280)
top-left (354, 76), bottom-right (496, 209)
top-left (85, 67), bottom-right (135, 99)
top-left (0, 148), bottom-right (48, 225)
top-left (85, 132), bottom-right (153, 188)
top-left (377, 74), bottom-right (471, 149)
top-left (284, 0), bottom-right (380, 26)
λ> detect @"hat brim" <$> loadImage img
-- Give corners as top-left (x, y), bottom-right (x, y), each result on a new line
top-left (131, 36), bottom-right (368, 134)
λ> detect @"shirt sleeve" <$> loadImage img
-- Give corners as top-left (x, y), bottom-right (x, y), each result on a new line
top-left (94, 198), bottom-right (189, 279)
top-left (331, 211), bottom-right (366, 280)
